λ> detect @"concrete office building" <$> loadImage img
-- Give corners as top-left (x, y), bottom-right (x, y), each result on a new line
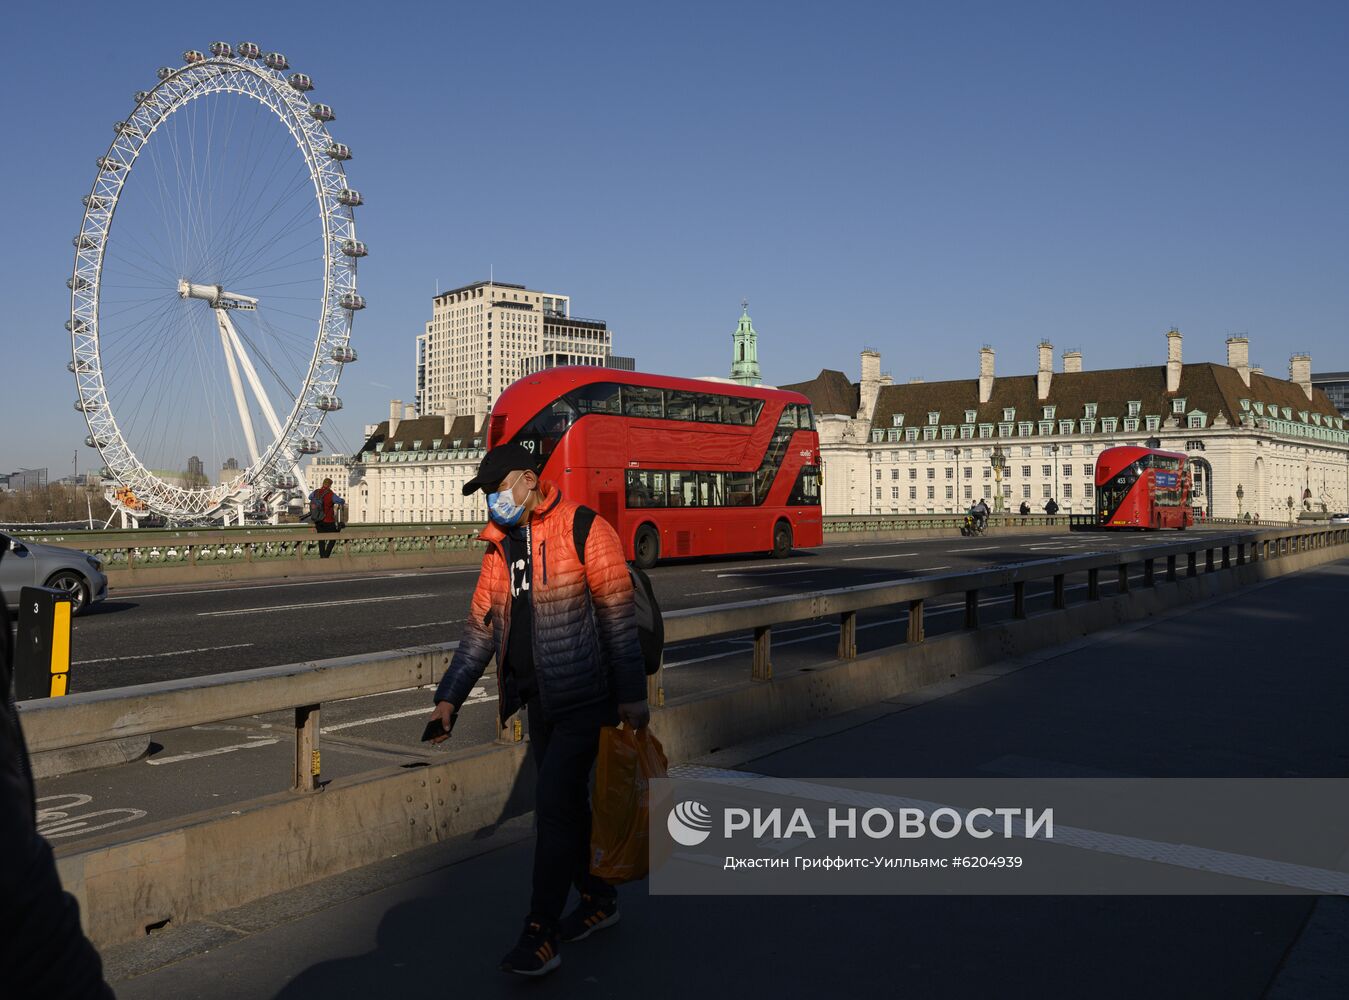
top-left (1312, 371), bottom-right (1349, 419)
top-left (785, 332), bottom-right (1349, 521)
top-left (415, 280), bottom-right (629, 418)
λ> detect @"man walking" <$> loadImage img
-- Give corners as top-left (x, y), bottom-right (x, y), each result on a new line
top-left (308, 477), bottom-right (345, 558)
top-left (426, 443), bottom-right (649, 977)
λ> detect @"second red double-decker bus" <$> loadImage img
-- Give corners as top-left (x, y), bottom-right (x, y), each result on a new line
top-left (1095, 445), bottom-right (1193, 529)
top-left (486, 368), bottom-right (824, 566)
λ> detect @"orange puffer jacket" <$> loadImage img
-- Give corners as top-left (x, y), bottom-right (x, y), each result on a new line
top-left (433, 483), bottom-right (646, 721)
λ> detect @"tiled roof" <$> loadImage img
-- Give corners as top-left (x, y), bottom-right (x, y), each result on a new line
top-left (356, 414), bottom-right (482, 456)
top-left (866, 363), bottom-right (1339, 432)
top-left (780, 369), bottom-right (859, 417)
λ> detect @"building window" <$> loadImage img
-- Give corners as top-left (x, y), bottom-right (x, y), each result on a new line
top-left (979, 424), bottom-right (993, 438)
top-left (1063, 444), bottom-right (1074, 456)
top-left (1042, 484), bottom-right (1052, 498)
top-left (1080, 419), bottom-right (1095, 434)
top-left (927, 485), bottom-right (935, 500)
top-left (1186, 439), bottom-right (1204, 451)
top-left (963, 485), bottom-right (972, 500)
top-left (1173, 398), bottom-right (1186, 414)
top-left (909, 468), bottom-right (917, 479)
top-left (1102, 418), bottom-right (1118, 433)
top-left (927, 411), bottom-right (940, 425)
top-left (960, 425), bottom-right (974, 439)
top-left (892, 413), bottom-right (904, 426)
top-left (1084, 403), bottom-right (1097, 419)
top-left (909, 486), bottom-right (917, 499)
top-left (1146, 416), bottom-right (1160, 431)
top-left (945, 485), bottom-right (954, 500)
top-left (875, 468), bottom-right (882, 480)
top-left (871, 429), bottom-right (884, 442)
top-left (941, 426), bottom-right (956, 440)
top-left (1062, 464), bottom-right (1072, 478)
top-left (1059, 420), bottom-right (1074, 434)
top-left (945, 467), bottom-right (954, 479)
top-left (982, 467), bottom-right (991, 478)
top-left (1085, 483), bottom-right (1094, 499)
top-left (1022, 465), bottom-right (1031, 477)
top-left (1022, 484), bottom-right (1031, 498)
top-left (1021, 446), bottom-right (1032, 458)
top-left (891, 487), bottom-right (900, 499)
top-left (1064, 483), bottom-right (1073, 499)
top-left (1019, 422), bottom-right (1033, 437)
top-left (923, 427), bottom-right (937, 440)
top-left (1003, 407), bottom-right (1016, 421)
top-left (965, 409), bottom-right (977, 423)
top-left (1128, 401), bottom-right (1141, 417)
top-left (927, 468), bottom-right (936, 479)
top-left (1042, 465), bottom-right (1052, 477)
top-left (1188, 414), bottom-right (1205, 428)
top-left (1043, 405), bottom-right (1055, 419)
top-left (875, 488), bottom-right (882, 499)
top-left (1123, 418), bottom-right (1140, 432)
top-left (998, 422), bottom-right (1013, 436)
top-left (1083, 464), bottom-right (1093, 476)
top-left (1038, 421), bottom-right (1053, 435)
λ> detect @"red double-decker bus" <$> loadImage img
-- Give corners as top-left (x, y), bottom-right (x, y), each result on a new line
top-left (1094, 445), bottom-right (1193, 529)
top-left (486, 368), bottom-right (823, 566)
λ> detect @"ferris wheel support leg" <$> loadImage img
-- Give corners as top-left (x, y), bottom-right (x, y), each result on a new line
top-left (216, 310), bottom-right (260, 465)
top-left (219, 309), bottom-right (285, 442)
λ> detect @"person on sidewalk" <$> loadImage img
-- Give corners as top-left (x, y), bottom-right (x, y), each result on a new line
top-left (0, 555), bottom-right (115, 998)
top-left (1044, 497), bottom-right (1060, 516)
top-left (1019, 500), bottom-right (1031, 516)
top-left (426, 443), bottom-right (649, 978)
top-left (308, 477), bottom-right (345, 558)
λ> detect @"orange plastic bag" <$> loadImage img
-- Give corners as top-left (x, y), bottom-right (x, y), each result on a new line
top-left (590, 725), bottom-right (668, 884)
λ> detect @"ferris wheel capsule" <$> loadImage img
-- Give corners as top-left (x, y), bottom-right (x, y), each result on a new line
top-left (341, 240), bottom-right (367, 257)
top-left (326, 142), bottom-right (352, 161)
top-left (85, 435), bottom-right (106, 448)
top-left (66, 318), bottom-right (88, 332)
top-left (157, 67), bottom-right (175, 81)
top-left (288, 72), bottom-right (314, 92)
top-left (97, 155), bottom-right (127, 171)
top-left (310, 103), bottom-right (335, 122)
top-left (82, 194), bottom-right (108, 210)
top-left (73, 234), bottom-right (99, 250)
top-left (237, 41), bottom-right (261, 59)
top-left (68, 276), bottom-right (90, 290)
top-left (75, 399), bottom-right (99, 412)
top-left (273, 473), bottom-right (299, 489)
top-left (331, 345), bottom-right (357, 363)
top-left (114, 121), bottom-right (143, 137)
top-left (184, 50), bottom-right (206, 65)
top-left (337, 188), bottom-right (363, 206)
top-left (316, 395), bottom-right (343, 412)
top-left (134, 90), bottom-right (153, 104)
top-left (264, 52), bottom-right (289, 71)
top-left (210, 41), bottom-right (233, 58)
top-left (339, 293), bottom-right (365, 311)
top-left (297, 438), bottom-right (321, 454)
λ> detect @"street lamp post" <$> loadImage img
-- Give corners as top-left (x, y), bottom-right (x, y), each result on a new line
top-left (954, 447), bottom-right (961, 513)
top-left (1051, 442), bottom-right (1060, 510)
top-left (990, 444), bottom-right (1006, 513)
top-left (1236, 482), bottom-right (1244, 521)
top-left (1287, 495), bottom-right (1295, 524)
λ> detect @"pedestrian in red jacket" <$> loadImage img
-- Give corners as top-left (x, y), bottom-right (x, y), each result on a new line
top-left (427, 443), bottom-right (649, 977)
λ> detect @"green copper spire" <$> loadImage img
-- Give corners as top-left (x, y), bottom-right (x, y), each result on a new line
top-left (730, 299), bottom-right (762, 386)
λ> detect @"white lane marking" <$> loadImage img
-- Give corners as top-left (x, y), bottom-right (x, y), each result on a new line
top-left (36, 795), bottom-right (148, 840)
top-left (701, 558), bottom-right (804, 572)
top-left (716, 568), bottom-right (819, 579)
top-left (73, 642), bottom-right (254, 665)
top-left (948, 545), bottom-right (998, 552)
top-left (146, 736), bottom-right (280, 765)
top-left (686, 585), bottom-right (772, 597)
top-left (394, 619), bottom-right (463, 630)
top-left (321, 687), bottom-right (496, 733)
top-left (340, 683), bottom-right (438, 702)
top-left (197, 593), bottom-right (437, 617)
top-left (114, 567), bottom-right (480, 600)
top-left (841, 552), bottom-right (918, 562)
top-left (914, 565), bottom-right (951, 572)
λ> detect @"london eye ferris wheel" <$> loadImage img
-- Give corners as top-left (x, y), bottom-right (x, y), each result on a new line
top-left (68, 42), bottom-right (364, 523)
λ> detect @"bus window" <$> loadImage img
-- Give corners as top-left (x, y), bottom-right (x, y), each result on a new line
top-left (788, 465), bottom-right (820, 505)
top-left (723, 398), bottom-right (759, 426)
top-left (572, 382), bottom-right (621, 415)
top-left (696, 395), bottom-right (724, 423)
top-left (665, 390), bottom-right (697, 422)
top-left (668, 471), bottom-right (698, 507)
top-left (511, 397), bottom-right (577, 461)
top-left (726, 471), bottom-right (755, 505)
top-left (698, 471), bottom-right (725, 507)
top-left (622, 385), bottom-right (664, 419)
top-left (625, 469), bottom-right (666, 508)
top-left (778, 406), bottom-right (799, 429)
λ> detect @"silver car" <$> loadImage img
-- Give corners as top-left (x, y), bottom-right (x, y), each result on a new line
top-left (0, 532), bottom-right (108, 615)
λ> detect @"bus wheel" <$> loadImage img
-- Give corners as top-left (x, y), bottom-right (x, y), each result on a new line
top-left (771, 521), bottom-right (793, 558)
top-left (634, 525), bottom-right (659, 569)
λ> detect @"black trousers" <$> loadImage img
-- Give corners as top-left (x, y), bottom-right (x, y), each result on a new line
top-left (314, 521), bottom-right (338, 558)
top-left (526, 697), bottom-right (618, 925)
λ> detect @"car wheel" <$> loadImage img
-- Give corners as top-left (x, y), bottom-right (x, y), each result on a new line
top-left (634, 525), bottom-right (659, 569)
top-left (771, 521), bottom-right (793, 558)
top-left (45, 570), bottom-right (90, 615)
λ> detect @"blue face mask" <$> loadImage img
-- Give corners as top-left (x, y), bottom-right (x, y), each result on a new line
top-left (487, 473), bottom-right (527, 527)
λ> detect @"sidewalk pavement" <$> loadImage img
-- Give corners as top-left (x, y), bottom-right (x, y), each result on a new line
top-left (110, 561), bottom-right (1349, 1000)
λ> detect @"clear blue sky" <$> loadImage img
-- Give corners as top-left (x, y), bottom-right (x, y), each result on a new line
top-left (4, 0), bottom-right (1347, 476)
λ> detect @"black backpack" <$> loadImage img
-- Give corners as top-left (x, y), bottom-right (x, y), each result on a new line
top-left (572, 507), bottom-right (664, 675)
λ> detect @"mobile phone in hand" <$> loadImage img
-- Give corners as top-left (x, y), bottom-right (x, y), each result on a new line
top-left (421, 713), bottom-right (456, 742)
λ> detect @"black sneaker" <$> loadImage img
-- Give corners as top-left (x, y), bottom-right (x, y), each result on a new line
top-left (499, 917), bottom-right (561, 977)
top-left (560, 893), bottom-right (620, 942)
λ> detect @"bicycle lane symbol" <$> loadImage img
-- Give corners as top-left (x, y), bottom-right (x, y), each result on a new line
top-left (36, 793), bottom-right (148, 840)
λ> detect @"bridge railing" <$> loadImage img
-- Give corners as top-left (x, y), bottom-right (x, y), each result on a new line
top-left (19, 523), bottom-right (1348, 797)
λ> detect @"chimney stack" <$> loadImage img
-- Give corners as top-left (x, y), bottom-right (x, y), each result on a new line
top-left (978, 346), bottom-right (995, 404)
top-left (1226, 336), bottom-right (1251, 387)
top-left (1062, 350), bottom-right (1083, 374)
top-left (388, 399), bottom-right (402, 438)
top-left (473, 392), bottom-right (490, 434)
top-left (404, 403), bottom-right (417, 420)
top-left (1166, 329), bottom-right (1182, 394)
top-left (1289, 354), bottom-right (1313, 400)
top-left (859, 349), bottom-right (882, 420)
top-left (441, 396), bottom-right (458, 437)
top-left (1036, 341), bottom-right (1053, 401)
top-left (1252, 364), bottom-right (1264, 377)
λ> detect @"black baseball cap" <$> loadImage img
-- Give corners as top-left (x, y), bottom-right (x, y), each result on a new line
top-left (462, 442), bottom-right (539, 496)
